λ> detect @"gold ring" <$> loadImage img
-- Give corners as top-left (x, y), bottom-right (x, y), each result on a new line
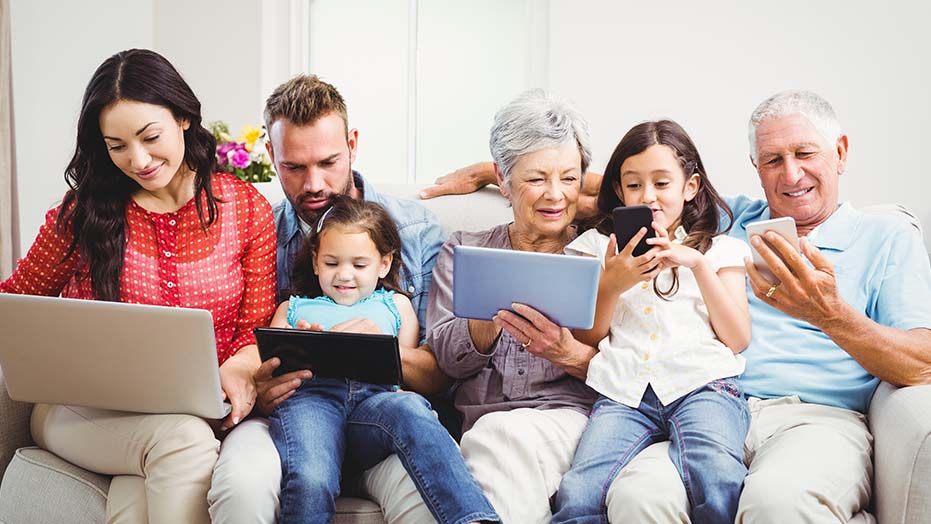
top-left (521, 338), bottom-right (532, 348)
top-left (765, 284), bottom-right (778, 298)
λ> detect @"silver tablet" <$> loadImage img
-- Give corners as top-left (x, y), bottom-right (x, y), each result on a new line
top-left (452, 245), bottom-right (600, 329)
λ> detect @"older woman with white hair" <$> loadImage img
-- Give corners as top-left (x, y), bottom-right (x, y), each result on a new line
top-left (426, 89), bottom-right (600, 524)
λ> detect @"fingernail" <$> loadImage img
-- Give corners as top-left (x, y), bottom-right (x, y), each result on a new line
top-left (232, 416), bottom-right (240, 425)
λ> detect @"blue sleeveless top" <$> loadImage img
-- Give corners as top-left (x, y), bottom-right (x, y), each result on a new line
top-left (287, 288), bottom-right (401, 336)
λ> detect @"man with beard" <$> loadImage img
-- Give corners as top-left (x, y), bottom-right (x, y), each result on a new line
top-left (207, 75), bottom-right (452, 524)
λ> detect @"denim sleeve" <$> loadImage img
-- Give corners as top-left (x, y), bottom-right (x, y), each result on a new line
top-left (412, 212), bottom-right (446, 345)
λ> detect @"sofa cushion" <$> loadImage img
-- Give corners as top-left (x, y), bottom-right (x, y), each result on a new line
top-left (0, 447), bottom-right (109, 524)
top-left (332, 497), bottom-right (385, 524)
top-left (0, 366), bottom-right (34, 479)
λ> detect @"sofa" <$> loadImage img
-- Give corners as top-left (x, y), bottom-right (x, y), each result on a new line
top-left (1, 184), bottom-right (930, 524)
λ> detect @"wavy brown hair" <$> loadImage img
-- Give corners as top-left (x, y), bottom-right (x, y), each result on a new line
top-left (289, 196), bottom-right (407, 299)
top-left (593, 119), bottom-right (733, 299)
top-left (57, 49), bottom-right (219, 302)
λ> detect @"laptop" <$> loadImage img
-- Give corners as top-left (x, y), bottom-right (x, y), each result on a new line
top-left (254, 327), bottom-right (402, 386)
top-left (0, 294), bottom-right (231, 419)
top-left (453, 245), bottom-right (601, 329)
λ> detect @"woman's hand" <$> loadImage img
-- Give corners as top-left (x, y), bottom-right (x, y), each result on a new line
top-left (218, 345), bottom-right (261, 431)
top-left (602, 229), bottom-right (662, 295)
top-left (493, 303), bottom-right (597, 379)
top-left (647, 222), bottom-right (704, 270)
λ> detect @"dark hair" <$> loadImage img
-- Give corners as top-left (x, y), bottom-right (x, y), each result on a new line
top-left (594, 119), bottom-right (733, 299)
top-left (289, 196), bottom-right (406, 299)
top-left (57, 49), bottom-right (219, 302)
top-left (264, 74), bottom-right (348, 134)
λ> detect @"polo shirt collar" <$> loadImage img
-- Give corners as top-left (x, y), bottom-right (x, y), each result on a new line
top-left (807, 201), bottom-right (856, 251)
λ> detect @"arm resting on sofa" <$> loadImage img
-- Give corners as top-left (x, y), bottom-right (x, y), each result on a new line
top-left (869, 381), bottom-right (931, 524)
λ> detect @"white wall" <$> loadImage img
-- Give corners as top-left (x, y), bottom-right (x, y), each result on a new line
top-left (10, 0), bottom-right (931, 256)
top-left (547, 0), bottom-right (931, 243)
top-left (10, 0), bottom-right (154, 256)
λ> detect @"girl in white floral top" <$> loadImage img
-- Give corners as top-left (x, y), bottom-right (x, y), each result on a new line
top-left (552, 120), bottom-right (751, 524)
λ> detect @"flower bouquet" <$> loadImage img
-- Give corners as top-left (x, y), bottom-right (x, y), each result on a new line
top-left (209, 121), bottom-right (276, 183)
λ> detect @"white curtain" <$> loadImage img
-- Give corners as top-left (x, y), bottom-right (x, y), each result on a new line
top-left (0, 0), bottom-right (18, 279)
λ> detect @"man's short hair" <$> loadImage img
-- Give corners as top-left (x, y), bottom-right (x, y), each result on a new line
top-left (264, 74), bottom-right (348, 134)
top-left (748, 90), bottom-right (842, 163)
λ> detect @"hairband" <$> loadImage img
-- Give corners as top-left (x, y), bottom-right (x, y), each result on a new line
top-left (315, 205), bottom-right (335, 233)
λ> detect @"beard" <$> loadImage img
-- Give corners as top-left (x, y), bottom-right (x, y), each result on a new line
top-left (293, 168), bottom-right (355, 225)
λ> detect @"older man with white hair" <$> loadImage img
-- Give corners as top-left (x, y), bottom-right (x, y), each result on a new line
top-left (425, 90), bottom-right (931, 522)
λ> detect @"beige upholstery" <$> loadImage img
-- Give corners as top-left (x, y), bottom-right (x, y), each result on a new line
top-left (0, 186), bottom-right (927, 523)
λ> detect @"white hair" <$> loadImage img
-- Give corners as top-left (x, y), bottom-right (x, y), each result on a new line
top-left (489, 89), bottom-right (592, 187)
top-left (748, 90), bottom-right (842, 163)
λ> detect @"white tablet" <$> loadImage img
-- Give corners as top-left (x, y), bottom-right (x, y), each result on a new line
top-left (453, 245), bottom-right (600, 329)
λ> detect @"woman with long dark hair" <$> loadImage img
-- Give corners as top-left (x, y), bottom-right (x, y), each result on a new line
top-left (0, 49), bottom-right (276, 523)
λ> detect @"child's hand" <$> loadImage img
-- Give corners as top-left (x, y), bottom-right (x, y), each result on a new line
top-left (293, 319), bottom-right (325, 331)
top-left (602, 230), bottom-right (662, 294)
top-left (329, 317), bottom-right (384, 335)
top-left (647, 222), bottom-right (704, 270)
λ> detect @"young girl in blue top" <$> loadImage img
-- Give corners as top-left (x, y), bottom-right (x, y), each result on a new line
top-left (268, 196), bottom-right (498, 524)
top-left (552, 120), bottom-right (752, 524)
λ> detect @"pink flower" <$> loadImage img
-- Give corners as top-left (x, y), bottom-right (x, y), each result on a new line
top-left (229, 146), bottom-right (250, 169)
top-left (216, 142), bottom-right (236, 164)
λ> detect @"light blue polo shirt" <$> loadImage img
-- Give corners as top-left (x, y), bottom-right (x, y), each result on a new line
top-left (723, 195), bottom-right (931, 413)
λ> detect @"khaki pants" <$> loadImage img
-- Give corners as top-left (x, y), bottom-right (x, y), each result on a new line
top-left (605, 396), bottom-right (875, 523)
top-left (31, 403), bottom-right (219, 524)
top-left (458, 408), bottom-right (589, 524)
top-left (209, 417), bottom-right (440, 524)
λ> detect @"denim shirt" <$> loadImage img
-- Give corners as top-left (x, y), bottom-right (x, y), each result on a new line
top-left (273, 171), bottom-right (445, 344)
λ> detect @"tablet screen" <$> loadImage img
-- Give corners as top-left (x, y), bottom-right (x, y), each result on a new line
top-left (254, 327), bottom-right (402, 386)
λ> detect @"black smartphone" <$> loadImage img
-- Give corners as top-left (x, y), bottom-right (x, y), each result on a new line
top-left (612, 205), bottom-right (655, 257)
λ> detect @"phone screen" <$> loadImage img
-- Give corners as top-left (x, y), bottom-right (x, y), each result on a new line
top-left (612, 205), bottom-right (655, 257)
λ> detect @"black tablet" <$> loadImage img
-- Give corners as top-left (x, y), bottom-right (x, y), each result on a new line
top-left (253, 327), bottom-right (403, 386)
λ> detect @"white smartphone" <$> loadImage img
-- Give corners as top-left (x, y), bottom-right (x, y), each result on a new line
top-left (745, 216), bottom-right (800, 284)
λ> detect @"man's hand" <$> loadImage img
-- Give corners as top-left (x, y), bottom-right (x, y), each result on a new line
top-left (253, 357), bottom-right (313, 416)
top-left (418, 162), bottom-right (496, 199)
top-left (493, 303), bottom-right (596, 379)
top-left (745, 233), bottom-right (845, 327)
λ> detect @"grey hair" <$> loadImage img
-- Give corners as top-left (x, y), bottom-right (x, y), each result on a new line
top-left (748, 90), bottom-right (842, 163)
top-left (489, 89), bottom-right (592, 187)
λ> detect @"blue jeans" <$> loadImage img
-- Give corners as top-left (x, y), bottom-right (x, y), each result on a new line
top-left (269, 377), bottom-right (499, 524)
top-left (552, 380), bottom-right (750, 524)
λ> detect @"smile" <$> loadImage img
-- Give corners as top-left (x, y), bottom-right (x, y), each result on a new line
top-left (135, 163), bottom-right (164, 179)
top-left (536, 208), bottom-right (564, 218)
top-left (783, 187), bottom-right (814, 197)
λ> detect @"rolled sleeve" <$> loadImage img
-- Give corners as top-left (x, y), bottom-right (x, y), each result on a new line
top-left (427, 232), bottom-right (495, 379)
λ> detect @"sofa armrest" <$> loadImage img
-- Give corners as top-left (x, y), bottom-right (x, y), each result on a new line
top-left (869, 381), bottom-right (931, 524)
top-left (0, 366), bottom-right (35, 480)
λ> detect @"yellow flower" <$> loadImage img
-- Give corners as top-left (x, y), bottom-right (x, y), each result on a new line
top-left (238, 125), bottom-right (263, 152)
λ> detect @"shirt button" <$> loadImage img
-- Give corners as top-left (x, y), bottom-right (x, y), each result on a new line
top-left (644, 306), bottom-right (651, 315)
top-left (641, 282), bottom-right (649, 290)
top-left (518, 346), bottom-right (525, 352)
top-left (517, 369), bottom-right (525, 375)
top-left (650, 333), bottom-right (657, 341)
top-left (168, 219), bottom-right (176, 226)
top-left (164, 251), bottom-right (172, 257)
top-left (166, 282), bottom-right (175, 288)
top-left (408, 285), bottom-right (415, 294)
